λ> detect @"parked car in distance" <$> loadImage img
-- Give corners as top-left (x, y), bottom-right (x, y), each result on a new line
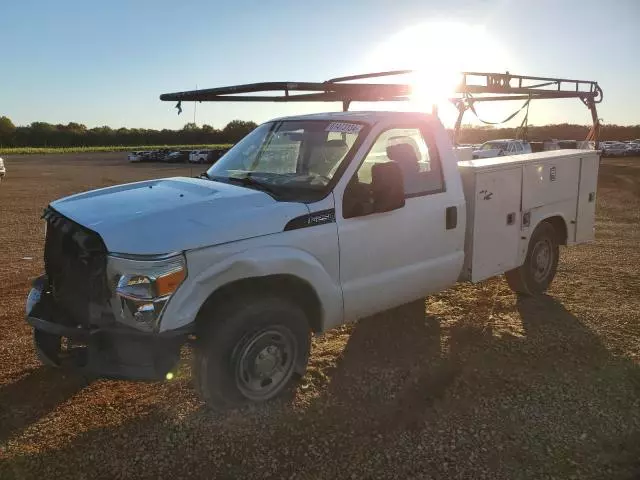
top-left (189, 150), bottom-right (212, 163)
top-left (0, 157), bottom-right (5, 183)
top-left (137, 151), bottom-right (155, 162)
top-left (537, 139), bottom-right (581, 152)
top-left (600, 141), bottom-right (629, 157)
top-left (144, 149), bottom-right (170, 162)
top-left (472, 139), bottom-right (532, 159)
top-left (627, 143), bottom-right (640, 156)
top-left (128, 151), bottom-right (145, 162)
top-left (165, 150), bottom-right (191, 163)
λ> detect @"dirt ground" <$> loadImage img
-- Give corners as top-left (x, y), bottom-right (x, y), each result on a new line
top-left (0, 153), bottom-right (639, 479)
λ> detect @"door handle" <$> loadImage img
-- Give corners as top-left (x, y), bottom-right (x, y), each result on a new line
top-left (446, 206), bottom-right (457, 230)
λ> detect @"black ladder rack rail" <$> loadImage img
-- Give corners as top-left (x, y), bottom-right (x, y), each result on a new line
top-left (160, 70), bottom-right (603, 146)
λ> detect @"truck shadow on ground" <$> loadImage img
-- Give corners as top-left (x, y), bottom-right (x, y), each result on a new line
top-left (305, 300), bottom-right (458, 432)
top-left (0, 367), bottom-right (87, 445)
top-left (2, 295), bottom-right (640, 479)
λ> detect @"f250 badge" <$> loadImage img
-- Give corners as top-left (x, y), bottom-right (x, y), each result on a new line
top-left (550, 166), bottom-right (557, 181)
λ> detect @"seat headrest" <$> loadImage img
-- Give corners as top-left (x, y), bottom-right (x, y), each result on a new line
top-left (386, 143), bottom-right (419, 163)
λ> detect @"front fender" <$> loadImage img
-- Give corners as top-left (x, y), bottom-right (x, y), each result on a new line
top-left (159, 245), bottom-right (343, 333)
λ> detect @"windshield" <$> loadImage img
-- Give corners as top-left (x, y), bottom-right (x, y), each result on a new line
top-left (481, 141), bottom-right (508, 151)
top-left (206, 120), bottom-right (364, 201)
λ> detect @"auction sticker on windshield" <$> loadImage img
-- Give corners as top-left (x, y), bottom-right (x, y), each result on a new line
top-left (325, 122), bottom-right (362, 134)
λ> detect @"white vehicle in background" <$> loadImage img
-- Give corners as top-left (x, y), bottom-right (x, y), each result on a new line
top-left (189, 150), bottom-right (212, 164)
top-left (624, 141), bottom-right (640, 156)
top-left (128, 151), bottom-right (144, 162)
top-left (600, 141), bottom-right (628, 157)
top-left (0, 157), bottom-right (5, 183)
top-left (472, 139), bottom-right (532, 159)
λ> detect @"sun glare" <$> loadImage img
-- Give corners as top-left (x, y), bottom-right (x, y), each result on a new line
top-left (362, 21), bottom-right (513, 124)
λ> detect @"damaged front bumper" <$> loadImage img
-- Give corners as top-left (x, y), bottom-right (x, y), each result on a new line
top-left (26, 276), bottom-right (193, 381)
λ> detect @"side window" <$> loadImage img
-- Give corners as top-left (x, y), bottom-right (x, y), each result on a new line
top-left (353, 127), bottom-right (444, 196)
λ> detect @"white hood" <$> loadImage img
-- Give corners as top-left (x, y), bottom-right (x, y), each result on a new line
top-left (50, 177), bottom-right (309, 255)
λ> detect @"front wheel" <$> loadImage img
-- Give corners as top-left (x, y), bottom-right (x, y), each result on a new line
top-left (193, 294), bottom-right (311, 410)
top-left (505, 221), bottom-right (559, 295)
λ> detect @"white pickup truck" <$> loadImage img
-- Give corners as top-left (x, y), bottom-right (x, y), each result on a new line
top-left (472, 139), bottom-right (532, 159)
top-left (189, 150), bottom-right (212, 163)
top-left (26, 111), bottom-right (599, 408)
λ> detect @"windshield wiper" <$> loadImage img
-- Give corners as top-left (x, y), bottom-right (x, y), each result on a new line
top-left (197, 171), bottom-right (213, 180)
top-left (226, 174), bottom-right (279, 198)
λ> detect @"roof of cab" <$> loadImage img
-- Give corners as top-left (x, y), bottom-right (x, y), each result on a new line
top-left (270, 110), bottom-right (433, 126)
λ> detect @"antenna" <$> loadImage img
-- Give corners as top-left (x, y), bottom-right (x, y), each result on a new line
top-left (193, 84), bottom-right (197, 125)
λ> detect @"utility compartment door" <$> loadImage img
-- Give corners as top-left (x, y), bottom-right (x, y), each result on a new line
top-left (575, 154), bottom-right (600, 243)
top-left (522, 158), bottom-right (580, 211)
top-left (471, 168), bottom-right (522, 282)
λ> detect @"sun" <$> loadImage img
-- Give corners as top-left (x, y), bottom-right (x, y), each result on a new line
top-left (361, 21), bottom-right (513, 123)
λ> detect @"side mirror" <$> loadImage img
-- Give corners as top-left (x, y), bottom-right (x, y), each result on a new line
top-left (371, 161), bottom-right (405, 213)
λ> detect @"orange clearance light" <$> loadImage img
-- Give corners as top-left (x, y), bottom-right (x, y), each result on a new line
top-left (155, 268), bottom-right (186, 297)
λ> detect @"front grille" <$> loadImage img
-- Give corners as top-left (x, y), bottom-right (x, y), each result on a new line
top-left (43, 207), bottom-right (109, 326)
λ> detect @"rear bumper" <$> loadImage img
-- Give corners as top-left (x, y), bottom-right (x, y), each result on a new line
top-left (26, 277), bottom-right (193, 381)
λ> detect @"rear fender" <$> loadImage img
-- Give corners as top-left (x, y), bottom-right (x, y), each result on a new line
top-left (517, 211), bottom-right (571, 266)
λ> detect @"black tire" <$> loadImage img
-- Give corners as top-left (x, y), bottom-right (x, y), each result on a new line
top-left (505, 221), bottom-right (559, 295)
top-left (193, 293), bottom-right (311, 410)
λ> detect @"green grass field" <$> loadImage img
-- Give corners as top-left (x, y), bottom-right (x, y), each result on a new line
top-left (0, 144), bottom-right (233, 155)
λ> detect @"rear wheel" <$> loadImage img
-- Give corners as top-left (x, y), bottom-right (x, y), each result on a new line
top-left (505, 221), bottom-right (559, 295)
top-left (193, 293), bottom-right (311, 410)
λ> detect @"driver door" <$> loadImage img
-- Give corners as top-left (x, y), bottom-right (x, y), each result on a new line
top-left (336, 123), bottom-right (465, 322)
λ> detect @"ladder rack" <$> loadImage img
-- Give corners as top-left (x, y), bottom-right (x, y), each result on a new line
top-left (160, 70), bottom-right (603, 146)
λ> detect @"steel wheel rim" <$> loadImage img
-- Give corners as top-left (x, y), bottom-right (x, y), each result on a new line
top-left (233, 326), bottom-right (297, 401)
top-left (531, 238), bottom-right (553, 282)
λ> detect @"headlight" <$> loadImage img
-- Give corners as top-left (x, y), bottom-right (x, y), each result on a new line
top-left (108, 254), bottom-right (187, 331)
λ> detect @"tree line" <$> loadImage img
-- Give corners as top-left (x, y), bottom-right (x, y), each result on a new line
top-left (0, 115), bottom-right (638, 148)
top-left (455, 123), bottom-right (640, 144)
top-left (0, 117), bottom-right (257, 148)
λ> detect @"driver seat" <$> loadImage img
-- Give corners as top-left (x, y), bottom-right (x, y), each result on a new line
top-left (386, 142), bottom-right (420, 194)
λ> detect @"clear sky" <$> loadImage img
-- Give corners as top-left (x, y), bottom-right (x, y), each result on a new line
top-left (1, 0), bottom-right (638, 130)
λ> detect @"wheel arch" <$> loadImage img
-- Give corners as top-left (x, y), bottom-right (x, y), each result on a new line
top-left (195, 274), bottom-right (324, 334)
top-left (516, 213), bottom-right (570, 268)
top-left (507, 215), bottom-right (562, 296)
top-left (159, 245), bottom-right (342, 333)
top-left (533, 214), bottom-right (568, 245)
